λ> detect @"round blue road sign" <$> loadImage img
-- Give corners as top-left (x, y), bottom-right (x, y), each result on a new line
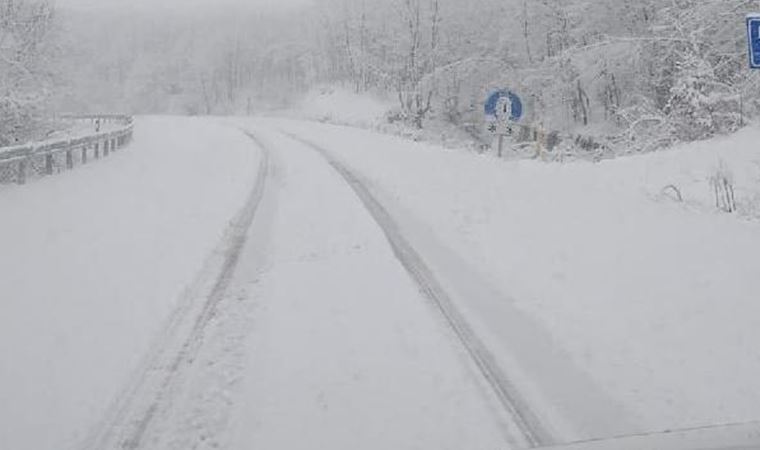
top-left (485, 90), bottom-right (523, 122)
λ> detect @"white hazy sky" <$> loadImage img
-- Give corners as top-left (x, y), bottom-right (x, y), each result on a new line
top-left (56, 0), bottom-right (312, 12)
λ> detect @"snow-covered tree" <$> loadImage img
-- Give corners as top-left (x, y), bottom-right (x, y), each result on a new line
top-left (0, 0), bottom-right (55, 145)
top-left (49, 0), bottom-right (760, 150)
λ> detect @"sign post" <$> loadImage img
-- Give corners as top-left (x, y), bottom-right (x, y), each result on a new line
top-left (748, 14), bottom-right (760, 69)
top-left (485, 89), bottom-right (523, 157)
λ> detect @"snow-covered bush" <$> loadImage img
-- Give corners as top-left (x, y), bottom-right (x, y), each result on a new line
top-left (662, 47), bottom-right (742, 141)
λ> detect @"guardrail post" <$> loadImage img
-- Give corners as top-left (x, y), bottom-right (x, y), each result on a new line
top-left (2, 115), bottom-right (133, 186)
top-left (45, 154), bottom-right (54, 175)
top-left (17, 160), bottom-right (26, 185)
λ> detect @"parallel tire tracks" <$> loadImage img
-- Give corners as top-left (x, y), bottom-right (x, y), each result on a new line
top-left (82, 131), bottom-right (269, 450)
top-left (285, 132), bottom-right (555, 448)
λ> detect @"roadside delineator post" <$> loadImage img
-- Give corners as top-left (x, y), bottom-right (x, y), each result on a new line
top-left (534, 122), bottom-right (546, 160)
top-left (45, 153), bottom-right (54, 175)
top-left (17, 160), bottom-right (26, 185)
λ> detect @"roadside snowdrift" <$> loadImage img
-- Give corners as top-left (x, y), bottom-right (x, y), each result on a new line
top-left (295, 87), bottom-right (393, 128)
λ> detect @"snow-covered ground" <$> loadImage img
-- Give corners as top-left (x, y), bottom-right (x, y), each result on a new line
top-left (4, 112), bottom-right (760, 449)
top-left (0, 117), bottom-right (259, 450)
top-left (91, 121), bottom-right (515, 450)
top-left (47, 119), bottom-right (125, 141)
top-left (288, 85), bottom-right (497, 151)
top-left (293, 87), bottom-right (394, 128)
top-left (267, 118), bottom-right (760, 439)
top-left (191, 127), bottom-right (510, 450)
top-left (0, 115), bottom-right (520, 450)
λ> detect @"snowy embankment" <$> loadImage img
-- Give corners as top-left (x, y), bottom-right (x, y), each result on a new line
top-left (0, 116), bottom-right (259, 450)
top-left (289, 86), bottom-right (496, 150)
top-left (272, 118), bottom-right (760, 438)
top-left (292, 87), bottom-right (394, 128)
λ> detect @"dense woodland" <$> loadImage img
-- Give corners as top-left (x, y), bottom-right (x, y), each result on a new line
top-left (3, 0), bottom-right (760, 152)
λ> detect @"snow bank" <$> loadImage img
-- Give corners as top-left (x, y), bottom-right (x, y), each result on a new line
top-left (605, 126), bottom-right (760, 219)
top-left (291, 87), bottom-right (487, 150)
top-left (0, 116), bottom-right (259, 450)
top-left (272, 118), bottom-right (760, 437)
top-left (294, 87), bottom-right (394, 128)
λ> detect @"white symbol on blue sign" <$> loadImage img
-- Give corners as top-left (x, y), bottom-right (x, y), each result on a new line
top-left (485, 90), bottom-right (523, 122)
top-left (748, 15), bottom-right (760, 69)
top-left (485, 90), bottom-right (522, 135)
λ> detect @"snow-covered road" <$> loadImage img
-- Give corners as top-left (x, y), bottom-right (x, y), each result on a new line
top-left (3, 115), bottom-right (760, 450)
top-left (0, 117), bottom-right (260, 450)
top-left (255, 118), bottom-right (760, 445)
top-left (84, 123), bottom-right (525, 450)
top-left (223, 128), bottom-right (515, 450)
top-left (1, 117), bottom-right (529, 449)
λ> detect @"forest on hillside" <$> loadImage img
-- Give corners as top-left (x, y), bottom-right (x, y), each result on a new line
top-left (3, 0), bottom-right (760, 152)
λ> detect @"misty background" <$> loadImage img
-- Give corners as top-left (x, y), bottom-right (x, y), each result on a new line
top-left (3, 0), bottom-right (760, 151)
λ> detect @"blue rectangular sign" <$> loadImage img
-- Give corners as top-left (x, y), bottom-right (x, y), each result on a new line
top-left (748, 15), bottom-right (760, 69)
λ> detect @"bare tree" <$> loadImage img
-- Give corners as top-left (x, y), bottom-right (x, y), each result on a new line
top-left (395, 0), bottom-right (439, 128)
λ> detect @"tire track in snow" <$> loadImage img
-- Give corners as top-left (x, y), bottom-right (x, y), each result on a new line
top-left (82, 131), bottom-right (269, 450)
top-left (284, 132), bottom-right (555, 448)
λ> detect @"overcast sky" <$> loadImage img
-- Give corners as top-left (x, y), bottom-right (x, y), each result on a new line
top-left (56, 0), bottom-right (312, 13)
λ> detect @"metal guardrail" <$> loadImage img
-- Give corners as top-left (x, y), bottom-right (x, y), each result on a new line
top-left (0, 115), bottom-right (134, 185)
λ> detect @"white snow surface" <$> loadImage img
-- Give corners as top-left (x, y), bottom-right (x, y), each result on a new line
top-left (293, 87), bottom-right (394, 128)
top-left (119, 120), bottom-right (512, 450)
top-left (265, 118), bottom-right (760, 438)
top-left (4, 113), bottom-right (760, 449)
top-left (0, 115), bottom-right (513, 450)
top-left (221, 126), bottom-right (510, 450)
top-left (0, 116), bottom-right (259, 450)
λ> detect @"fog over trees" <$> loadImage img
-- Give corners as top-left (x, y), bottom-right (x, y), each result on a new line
top-left (4, 0), bottom-right (760, 150)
